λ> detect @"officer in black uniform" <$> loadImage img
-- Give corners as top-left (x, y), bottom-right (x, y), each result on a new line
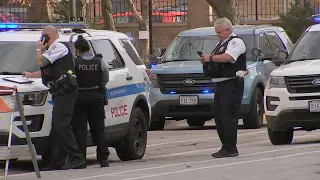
top-left (36, 25), bottom-right (85, 170)
top-left (71, 35), bottom-right (110, 168)
top-left (201, 18), bottom-right (247, 158)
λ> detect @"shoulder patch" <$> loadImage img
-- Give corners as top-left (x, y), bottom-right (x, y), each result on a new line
top-left (229, 40), bottom-right (238, 47)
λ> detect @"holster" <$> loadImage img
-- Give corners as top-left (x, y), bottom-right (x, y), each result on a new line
top-left (98, 86), bottom-right (108, 105)
top-left (49, 73), bottom-right (78, 95)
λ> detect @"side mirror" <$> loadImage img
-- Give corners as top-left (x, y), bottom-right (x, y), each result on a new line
top-left (276, 50), bottom-right (289, 60)
top-left (272, 50), bottom-right (288, 66)
top-left (152, 48), bottom-right (162, 58)
top-left (96, 53), bottom-right (103, 58)
top-left (251, 48), bottom-right (262, 57)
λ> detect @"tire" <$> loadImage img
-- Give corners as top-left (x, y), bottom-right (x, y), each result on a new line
top-left (268, 127), bottom-right (294, 145)
top-left (243, 88), bottom-right (264, 129)
top-left (187, 119), bottom-right (206, 127)
top-left (148, 117), bottom-right (165, 131)
top-left (115, 107), bottom-right (147, 161)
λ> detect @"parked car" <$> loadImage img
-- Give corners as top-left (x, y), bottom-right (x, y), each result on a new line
top-left (148, 25), bottom-right (294, 130)
top-left (264, 23), bottom-right (320, 145)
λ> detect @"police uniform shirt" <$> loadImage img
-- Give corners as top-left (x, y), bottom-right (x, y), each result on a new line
top-left (79, 51), bottom-right (109, 88)
top-left (211, 33), bottom-right (246, 83)
top-left (42, 40), bottom-right (69, 65)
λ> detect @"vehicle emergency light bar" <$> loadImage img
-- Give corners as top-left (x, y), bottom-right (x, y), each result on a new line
top-left (0, 23), bottom-right (89, 30)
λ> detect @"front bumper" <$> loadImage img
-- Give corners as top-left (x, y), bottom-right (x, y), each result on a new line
top-left (264, 87), bottom-right (320, 130)
top-left (150, 87), bottom-right (251, 119)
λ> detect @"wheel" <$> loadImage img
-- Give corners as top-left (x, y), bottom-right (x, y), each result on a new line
top-left (148, 117), bottom-right (165, 131)
top-left (115, 107), bottom-right (147, 161)
top-left (268, 127), bottom-right (294, 145)
top-left (186, 119), bottom-right (206, 127)
top-left (243, 88), bottom-right (264, 129)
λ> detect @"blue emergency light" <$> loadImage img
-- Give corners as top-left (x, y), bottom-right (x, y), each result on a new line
top-left (0, 23), bottom-right (89, 30)
top-left (314, 16), bottom-right (320, 23)
top-left (202, 90), bottom-right (210, 94)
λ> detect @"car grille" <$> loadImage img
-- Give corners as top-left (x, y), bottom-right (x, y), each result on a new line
top-left (285, 75), bottom-right (320, 94)
top-left (158, 73), bottom-right (215, 94)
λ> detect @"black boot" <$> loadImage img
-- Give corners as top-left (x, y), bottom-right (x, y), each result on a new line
top-left (214, 147), bottom-right (239, 158)
top-left (99, 159), bottom-right (109, 167)
top-left (211, 146), bottom-right (226, 158)
top-left (61, 155), bottom-right (85, 170)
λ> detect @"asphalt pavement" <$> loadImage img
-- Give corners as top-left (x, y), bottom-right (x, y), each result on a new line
top-left (1, 120), bottom-right (320, 180)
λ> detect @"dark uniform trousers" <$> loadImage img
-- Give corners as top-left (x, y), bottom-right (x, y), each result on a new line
top-left (213, 77), bottom-right (244, 150)
top-left (71, 89), bottom-right (110, 162)
top-left (43, 87), bottom-right (83, 167)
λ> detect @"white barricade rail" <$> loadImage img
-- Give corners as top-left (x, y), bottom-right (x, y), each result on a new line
top-left (0, 85), bottom-right (41, 179)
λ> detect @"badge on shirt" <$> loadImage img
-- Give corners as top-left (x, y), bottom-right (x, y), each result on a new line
top-left (219, 46), bottom-right (225, 52)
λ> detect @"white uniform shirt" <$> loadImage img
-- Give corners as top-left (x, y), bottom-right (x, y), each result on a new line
top-left (42, 40), bottom-right (69, 64)
top-left (211, 33), bottom-right (246, 83)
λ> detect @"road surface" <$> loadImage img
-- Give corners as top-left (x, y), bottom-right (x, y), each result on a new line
top-left (1, 120), bottom-right (320, 180)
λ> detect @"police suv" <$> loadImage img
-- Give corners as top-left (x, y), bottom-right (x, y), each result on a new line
top-left (0, 23), bottom-right (151, 161)
top-left (264, 24), bottom-right (320, 145)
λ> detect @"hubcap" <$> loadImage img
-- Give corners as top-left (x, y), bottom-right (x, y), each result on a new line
top-left (132, 118), bottom-right (144, 153)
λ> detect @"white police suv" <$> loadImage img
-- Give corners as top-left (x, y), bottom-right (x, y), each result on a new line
top-left (0, 23), bottom-right (151, 161)
top-left (265, 24), bottom-right (320, 145)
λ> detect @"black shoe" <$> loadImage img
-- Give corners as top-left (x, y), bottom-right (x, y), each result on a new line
top-left (214, 147), bottom-right (239, 158)
top-left (99, 160), bottom-right (109, 167)
top-left (41, 165), bottom-right (61, 171)
top-left (211, 147), bottom-right (226, 158)
top-left (73, 164), bottom-right (86, 169)
top-left (61, 157), bottom-right (86, 170)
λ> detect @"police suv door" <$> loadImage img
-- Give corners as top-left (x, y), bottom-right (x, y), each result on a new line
top-left (88, 36), bottom-right (130, 132)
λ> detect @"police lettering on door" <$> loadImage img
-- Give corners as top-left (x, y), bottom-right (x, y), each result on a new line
top-left (111, 105), bottom-right (128, 117)
top-left (78, 64), bottom-right (99, 71)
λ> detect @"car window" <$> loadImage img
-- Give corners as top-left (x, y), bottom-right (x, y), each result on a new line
top-left (162, 34), bottom-right (255, 62)
top-left (119, 39), bottom-right (144, 65)
top-left (265, 31), bottom-right (287, 53)
top-left (258, 33), bottom-right (274, 57)
top-left (90, 39), bottom-right (125, 70)
top-left (288, 31), bottom-right (320, 62)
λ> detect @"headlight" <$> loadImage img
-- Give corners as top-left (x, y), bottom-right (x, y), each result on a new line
top-left (20, 90), bottom-right (48, 106)
top-left (267, 76), bottom-right (286, 89)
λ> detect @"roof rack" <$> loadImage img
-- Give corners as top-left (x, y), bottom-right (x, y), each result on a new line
top-left (0, 23), bottom-right (89, 30)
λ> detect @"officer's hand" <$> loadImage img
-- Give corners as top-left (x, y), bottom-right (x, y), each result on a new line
top-left (22, 71), bottom-right (33, 78)
top-left (37, 39), bottom-right (45, 50)
top-left (201, 55), bottom-right (211, 62)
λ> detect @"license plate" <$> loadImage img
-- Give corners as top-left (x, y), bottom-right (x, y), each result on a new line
top-left (308, 100), bottom-right (320, 112)
top-left (179, 95), bottom-right (198, 105)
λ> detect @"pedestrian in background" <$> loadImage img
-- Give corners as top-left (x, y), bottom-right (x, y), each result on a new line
top-left (201, 17), bottom-right (247, 158)
top-left (71, 35), bottom-right (110, 168)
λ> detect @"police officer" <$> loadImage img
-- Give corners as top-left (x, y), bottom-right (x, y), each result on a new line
top-left (36, 25), bottom-right (85, 170)
top-left (201, 18), bottom-right (247, 158)
top-left (71, 35), bottom-right (110, 168)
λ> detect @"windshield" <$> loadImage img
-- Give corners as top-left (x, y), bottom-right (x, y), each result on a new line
top-left (0, 41), bottom-right (39, 74)
top-left (288, 32), bottom-right (320, 62)
top-left (0, 41), bottom-right (74, 74)
top-left (162, 34), bottom-right (255, 62)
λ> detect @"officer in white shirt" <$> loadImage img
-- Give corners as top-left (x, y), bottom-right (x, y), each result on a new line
top-left (36, 25), bottom-right (84, 170)
top-left (200, 17), bottom-right (247, 158)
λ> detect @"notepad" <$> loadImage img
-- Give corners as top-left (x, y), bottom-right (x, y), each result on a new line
top-left (2, 77), bottom-right (34, 84)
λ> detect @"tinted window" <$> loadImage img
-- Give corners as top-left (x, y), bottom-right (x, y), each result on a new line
top-left (162, 34), bottom-right (255, 62)
top-left (91, 39), bottom-right (125, 69)
top-left (119, 40), bottom-right (144, 65)
top-left (265, 31), bottom-right (287, 52)
top-left (288, 31), bottom-right (320, 62)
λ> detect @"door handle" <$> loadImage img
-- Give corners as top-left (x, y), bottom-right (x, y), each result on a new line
top-left (126, 75), bottom-right (133, 81)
